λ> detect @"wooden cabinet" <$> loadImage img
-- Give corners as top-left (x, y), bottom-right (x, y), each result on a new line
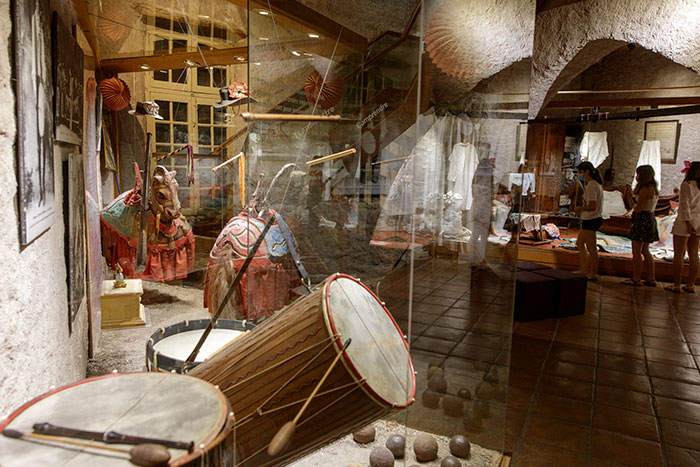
top-left (526, 123), bottom-right (566, 213)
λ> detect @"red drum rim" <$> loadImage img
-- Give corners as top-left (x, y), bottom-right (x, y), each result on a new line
top-left (0, 372), bottom-right (232, 465)
top-left (322, 273), bottom-right (416, 409)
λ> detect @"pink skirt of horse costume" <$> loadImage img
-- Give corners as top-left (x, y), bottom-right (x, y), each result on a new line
top-left (100, 168), bottom-right (195, 282)
top-left (203, 210), bottom-right (299, 320)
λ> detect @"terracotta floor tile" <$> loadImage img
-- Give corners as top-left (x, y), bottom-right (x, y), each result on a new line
top-left (664, 444), bottom-right (700, 467)
top-left (652, 380), bottom-right (700, 409)
top-left (523, 413), bottom-right (589, 453)
top-left (592, 404), bottom-right (659, 441)
top-left (538, 374), bottom-right (594, 402)
top-left (411, 335), bottom-right (457, 355)
top-left (643, 336), bottom-right (689, 352)
top-left (656, 397), bottom-right (700, 424)
top-left (431, 316), bottom-right (471, 330)
top-left (530, 392), bottom-right (592, 425)
top-left (598, 340), bottom-right (646, 359)
top-left (686, 331), bottom-right (700, 344)
top-left (597, 368), bottom-right (651, 393)
top-left (689, 342), bottom-right (700, 355)
top-left (659, 417), bottom-right (700, 451)
top-left (507, 386), bottom-right (535, 410)
top-left (512, 440), bottom-right (587, 467)
top-left (543, 359), bottom-right (595, 383)
top-left (410, 312), bottom-right (438, 325)
top-left (590, 429), bottom-right (663, 467)
top-left (429, 288), bottom-right (466, 300)
top-left (508, 367), bottom-right (541, 391)
top-left (412, 302), bottom-right (450, 315)
top-left (549, 344), bottom-right (596, 366)
top-left (511, 336), bottom-right (551, 356)
top-left (600, 329), bottom-right (644, 346)
top-left (421, 325), bottom-right (467, 342)
top-left (451, 343), bottom-right (499, 362)
top-left (599, 317), bottom-right (639, 331)
top-left (645, 348), bottom-right (697, 367)
top-left (505, 407), bottom-right (527, 438)
top-left (509, 353), bottom-right (546, 371)
top-left (641, 325), bottom-right (685, 339)
top-left (595, 385), bottom-right (654, 415)
top-left (648, 362), bottom-right (700, 385)
top-left (597, 352), bottom-right (648, 375)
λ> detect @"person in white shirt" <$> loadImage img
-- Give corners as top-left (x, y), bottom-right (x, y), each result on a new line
top-left (573, 161), bottom-right (604, 281)
top-left (666, 161), bottom-right (700, 293)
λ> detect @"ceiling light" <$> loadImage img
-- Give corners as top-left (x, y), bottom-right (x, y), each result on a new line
top-left (253, 62), bottom-right (261, 66)
top-left (184, 59), bottom-right (201, 67)
top-left (291, 51), bottom-right (301, 56)
top-left (198, 15), bottom-right (210, 19)
top-left (234, 56), bottom-right (245, 61)
top-left (303, 52), bottom-right (313, 57)
top-left (307, 33), bottom-right (319, 38)
top-left (259, 37), bottom-right (269, 41)
top-left (257, 9), bottom-right (270, 15)
top-left (139, 64), bottom-right (152, 70)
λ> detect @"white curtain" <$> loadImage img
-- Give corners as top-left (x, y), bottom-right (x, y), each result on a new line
top-left (633, 140), bottom-right (661, 191)
top-left (580, 131), bottom-right (609, 168)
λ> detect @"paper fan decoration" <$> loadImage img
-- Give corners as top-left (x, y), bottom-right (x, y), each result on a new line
top-left (304, 70), bottom-right (344, 110)
top-left (99, 77), bottom-right (131, 111)
top-left (98, 8), bottom-right (130, 44)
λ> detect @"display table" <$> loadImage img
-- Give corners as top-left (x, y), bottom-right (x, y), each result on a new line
top-left (100, 279), bottom-right (146, 329)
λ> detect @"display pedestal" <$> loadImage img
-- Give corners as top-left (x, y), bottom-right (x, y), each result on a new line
top-left (100, 279), bottom-right (146, 329)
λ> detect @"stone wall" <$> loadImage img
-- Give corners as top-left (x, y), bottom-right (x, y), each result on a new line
top-left (0, 0), bottom-right (88, 418)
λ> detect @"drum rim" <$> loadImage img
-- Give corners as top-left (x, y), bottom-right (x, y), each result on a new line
top-left (322, 273), bottom-right (416, 409)
top-left (0, 372), bottom-right (232, 464)
top-left (146, 318), bottom-right (255, 372)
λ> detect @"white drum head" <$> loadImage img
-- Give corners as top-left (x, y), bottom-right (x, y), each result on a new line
top-left (0, 373), bottom-right (228, 466)
top-left (323, 275), bottom-right (415, 407)
top-left (154, 328), bottom-right (244, 363)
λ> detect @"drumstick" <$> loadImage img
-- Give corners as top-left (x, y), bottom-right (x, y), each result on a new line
top-left (267, 338), bottom-right (351, 457)
top-left (2, 429), bottom-right (171, 466)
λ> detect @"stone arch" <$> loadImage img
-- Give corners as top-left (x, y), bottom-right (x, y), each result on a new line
top-left (529, 0), bottom-right (700, 117)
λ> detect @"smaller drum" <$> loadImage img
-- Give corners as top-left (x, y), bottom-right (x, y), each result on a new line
top-left (0, 372), bottom-right (233, 466)
top-left (146, 318), bottom-right (256, 373)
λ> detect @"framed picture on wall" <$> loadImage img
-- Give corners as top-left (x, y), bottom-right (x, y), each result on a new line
top-left (13, 0), bottom-right (55, 245)
top-left (644, 120), bottom-right (680, 164)
top-left (52, 12), bottom-right (84, 145)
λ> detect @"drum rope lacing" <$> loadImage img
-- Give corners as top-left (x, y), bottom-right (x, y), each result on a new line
top-left (237, 384), bottom-right (363, 466)
top-left (333, 279), bottom-right (411, 399)
top-left (211, 328), bottom-right (328, 388)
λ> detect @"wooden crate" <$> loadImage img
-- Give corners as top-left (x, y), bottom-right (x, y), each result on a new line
top-left (101, 279), bottom-right (145, 329)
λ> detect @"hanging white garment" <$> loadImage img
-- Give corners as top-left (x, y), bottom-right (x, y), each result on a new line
top-left (580, 131), bottom-right (609, 168)
top-left (508, 173), bottom-right (536, 195)
top-left (633, 140), bottom-right (661, 191)
top-left (447, 142), bottom-right (479, 210)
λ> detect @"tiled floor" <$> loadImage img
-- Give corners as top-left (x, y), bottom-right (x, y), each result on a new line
top-left (380, 258), bottom-right (700, 466)
top-left (507, 275), bottom-right (700, 467)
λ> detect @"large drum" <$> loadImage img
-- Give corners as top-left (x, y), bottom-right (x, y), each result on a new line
top-left (146, 318), bottom-right (256, 373)
top-left (190, 273), bottom-right (416, 467)
top-left (0, 373), bottom-right (233, 466)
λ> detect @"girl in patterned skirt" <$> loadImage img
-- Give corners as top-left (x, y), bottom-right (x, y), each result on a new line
top-left (623, 165), bottom-right (659, 286)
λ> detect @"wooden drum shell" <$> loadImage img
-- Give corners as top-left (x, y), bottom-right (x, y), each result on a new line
top-left (190, 276), bottom-right (410, 467)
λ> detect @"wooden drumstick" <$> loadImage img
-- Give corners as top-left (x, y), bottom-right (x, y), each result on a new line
top-left (267, 338), bottom-right (351, 457)
top-left (2, 429), bottom-right (171, 467)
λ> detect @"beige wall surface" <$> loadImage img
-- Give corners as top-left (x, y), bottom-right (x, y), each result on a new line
top-left (0, 0), bottom-right (88, 419)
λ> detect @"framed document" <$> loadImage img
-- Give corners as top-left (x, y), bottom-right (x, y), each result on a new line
top-left (644, 120), bottom-right (680, 164)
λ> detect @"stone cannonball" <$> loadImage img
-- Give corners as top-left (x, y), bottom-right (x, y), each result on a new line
top-left (449, 435), bottom-right (471, 458)
top-left (413, 434), bottom-right (439, 462)
top-left (369, 446), bottom-right (395, 467)
top-left (441, 455), bottom-right (462, 467)
top-left (422, 390), bottom-right (441, 408)
top-left (352, 425), bottom-right (376, 444)
top-left (427, 365), bottom-right (444, 380)
top-left (428, 374), bottom-right (448, 393)
top-left (442, 394), bottom-right (465, 417)
top-left (385, 434), bottom-right (406, 459)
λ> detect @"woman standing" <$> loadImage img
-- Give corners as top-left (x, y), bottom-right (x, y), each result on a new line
top-left (574, 161), bottom-right (604, 281)
top-left (666, 161), bottom-right (700, 293)
top-left (623, 165), bottom-right (659, 286)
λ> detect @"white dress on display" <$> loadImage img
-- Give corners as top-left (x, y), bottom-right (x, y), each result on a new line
top-left (633, 140), bottom-right (661, 191)
top-left (580, 131), bottom-right (609, 168)
top-left (447, 142), bottom-right (479, 210)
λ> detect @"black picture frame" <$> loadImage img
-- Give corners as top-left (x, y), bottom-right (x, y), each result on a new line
top-left (13, 0), bottom-right (55, 245)
top-left (52, 12), bottom-right (84, 145)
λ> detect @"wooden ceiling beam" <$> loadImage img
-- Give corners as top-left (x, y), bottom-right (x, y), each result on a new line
top-left (72, 0), bottom-right (101, 67)
top-left (546, 96), bottom-right (700, 109)
top-left (227, 0), bottom-right (367, 53)
top-left (100, 47), bottom-right (248, 74)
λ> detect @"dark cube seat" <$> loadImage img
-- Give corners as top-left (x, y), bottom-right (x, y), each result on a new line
top-left (515, 271), bottom-right (557, 322)
top-left (516, 260), bottom-right (551, 272)
top-left (534, 269), bottom-right (587, 318)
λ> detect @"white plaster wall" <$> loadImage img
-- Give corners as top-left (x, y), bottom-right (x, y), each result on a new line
top-left (0, 0), bottom-right (88, 418)
top-left (530, 0), bottom-right (700, 117)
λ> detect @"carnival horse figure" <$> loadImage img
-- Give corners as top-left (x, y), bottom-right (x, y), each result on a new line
top-left (100, 163), bottom-right (194, 282)
top-left (204, 165), bottom-right (306, 321)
